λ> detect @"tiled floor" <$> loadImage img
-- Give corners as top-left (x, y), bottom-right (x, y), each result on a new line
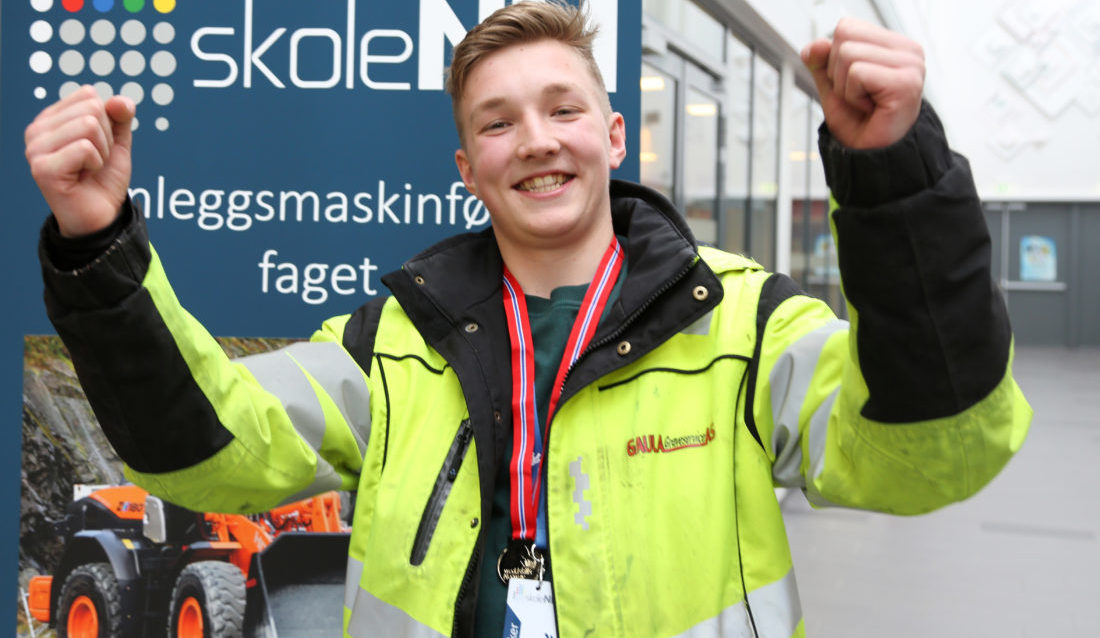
top-left (783, 347), bottom-right (1100, 637)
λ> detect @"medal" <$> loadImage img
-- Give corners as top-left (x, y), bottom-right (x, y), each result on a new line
top-left (497, 539), bottom-right (545, 584)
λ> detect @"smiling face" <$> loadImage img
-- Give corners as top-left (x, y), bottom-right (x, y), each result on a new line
top-left (454, 39), bottom-right (626, 255)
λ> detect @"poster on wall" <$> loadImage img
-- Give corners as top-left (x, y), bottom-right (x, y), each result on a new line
top-left (2, 1), bottom-right (640, 632)
top-left (1019, 235), bottom-right (1057, 282)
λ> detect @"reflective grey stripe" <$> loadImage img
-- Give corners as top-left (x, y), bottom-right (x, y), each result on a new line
top-left (569, 456), bottom-right (591, 530)
top-left (804, 390), bottom-right (841, 508)
top-left (746, 568), bottom-right (803, 638)
top-left (670, 601), bottom-right (754, 638)
top-left (239, 346), bottom-right (325, 450)
top-left (283, 341), bottom-right (371, 457)
top-left (769, 320), bottom-right (847, 487)
top-left (347, 586), bottom-right (447, 638)
top-left (239, 342), bottom-right (370, 457)
top-left (344, 557), bottom-right (364, 611)
top-left (807, 389), bottom-right (838, 482)
top-left (671, 569), bottom-right (802, 638)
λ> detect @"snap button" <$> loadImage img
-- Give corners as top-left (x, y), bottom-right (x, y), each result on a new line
top-left (616, 341), bottom-right (632, 356)
top-left (414, 275), bottom-right (426, 285)
top-left (470, 518), bottom-right (480, 528)
top-left (494, 410), bottom-right (503, 423)
top-left (465, 322), bottom-right (479, 333)
top-left (693, 285), bottom-right (709, 301)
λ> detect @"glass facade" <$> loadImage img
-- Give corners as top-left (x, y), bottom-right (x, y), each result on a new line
top-left (682, 82), bottom-right (721, 245)
top-left (749, 56), bottom-right (779, 271)
top-left (639, 64), bottom-right (677, 202)
top-left (788, 90), bottom-right (841, 312)
top-left (643, 0), bottom-right (844, 315)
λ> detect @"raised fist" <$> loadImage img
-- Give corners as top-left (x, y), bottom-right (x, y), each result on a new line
top-left (802, 18), bottom-right (925, 150)
top-left (25, 85), bottom-right (136, 237)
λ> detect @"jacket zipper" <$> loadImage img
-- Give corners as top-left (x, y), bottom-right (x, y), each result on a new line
top-left (410, 418), bottom-right (473, 566)
top-left (450, 543), bottom-right (481, 637)
top-left (557, 258), bottom-right (699, 403)
top-left (535, 258), bottom-right (698, 634)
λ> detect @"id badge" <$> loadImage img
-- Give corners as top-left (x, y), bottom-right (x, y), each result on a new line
top-left (501, 578), bottom-right (557, 638)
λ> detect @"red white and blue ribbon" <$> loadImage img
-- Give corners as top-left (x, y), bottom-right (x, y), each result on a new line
top-left (502, 237), bottom-right (623, 545)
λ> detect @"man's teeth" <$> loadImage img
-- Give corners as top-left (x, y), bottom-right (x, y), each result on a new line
top-left (518, 175), bottom-right (567, 192)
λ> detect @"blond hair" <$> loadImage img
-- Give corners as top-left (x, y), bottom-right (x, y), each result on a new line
top-left (446, 1), bottom-right (610, 138)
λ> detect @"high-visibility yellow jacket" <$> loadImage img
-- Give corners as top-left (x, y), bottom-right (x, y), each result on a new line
top-left (41, 104), bottom-right (1031, 637)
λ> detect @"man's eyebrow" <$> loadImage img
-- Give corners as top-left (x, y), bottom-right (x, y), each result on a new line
top-left (468, 96), bottom-right (507, 122)
top-left (467, 83), bottom-right (585, 122)
top-left (541, 82), bottom-right (581, 98)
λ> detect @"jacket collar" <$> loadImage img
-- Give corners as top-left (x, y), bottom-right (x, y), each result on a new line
top-left (381, 179), bottom-right (703, 331)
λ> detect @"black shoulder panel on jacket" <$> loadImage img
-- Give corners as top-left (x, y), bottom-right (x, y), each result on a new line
top-left (343, 296), bottom-right (389, 376)
top-left (744, 273), bottom-right (805, 449)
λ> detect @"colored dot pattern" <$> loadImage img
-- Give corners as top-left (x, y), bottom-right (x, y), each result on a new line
top-left (58, 50), bottom-right (85, 75)
top-left (89, 19), bottom-right (115, 45)
top-left (89, 50), bottom-right (115, 75)
top-left (59, 19), bottom-right (85, 45)
top-left (153, 22), bottom-right (174, 43)
top-left (29, 0), bottom-right (179, 133)
top-left (119, 50), bottom-right (145, 75)
top-left (29, 51), bottom-right (53, 74)
top-left (30, 21), bottom-right (53, 43)
top-left (150, 50), bottom-right (176, 76)
top-left (151, 82), bottom-right (173, 105)
top-left (120, 20), bottom-right (145, 45)
top-left (120, 81), bottom-right (144, 104)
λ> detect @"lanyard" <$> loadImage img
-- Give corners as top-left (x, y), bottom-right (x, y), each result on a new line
top-left (501, 237), bottom-right (623, 546)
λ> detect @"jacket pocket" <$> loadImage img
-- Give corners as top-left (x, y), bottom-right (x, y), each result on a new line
top-left (410, 418), bottom-right (473, 566)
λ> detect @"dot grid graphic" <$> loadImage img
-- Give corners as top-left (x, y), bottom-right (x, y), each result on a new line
top-left (28, 0), bottom-right (179, 132)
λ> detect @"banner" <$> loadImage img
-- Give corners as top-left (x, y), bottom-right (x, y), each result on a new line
top-left (1, 0), bottom-right (640, 629)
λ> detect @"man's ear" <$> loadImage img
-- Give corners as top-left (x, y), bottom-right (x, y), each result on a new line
top-left (454, 148), bottom-right (478, 196)
top-left (607, 112), bottom-right (626, 170)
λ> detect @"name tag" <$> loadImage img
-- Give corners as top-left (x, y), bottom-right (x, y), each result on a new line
top-left (501, 578), bottom-right (557, 638)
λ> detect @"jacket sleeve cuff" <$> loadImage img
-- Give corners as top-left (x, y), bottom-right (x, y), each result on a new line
top-left (818, 100), bottom-right (955, 208)
top-left (39, 197), bottom-right (153, 313)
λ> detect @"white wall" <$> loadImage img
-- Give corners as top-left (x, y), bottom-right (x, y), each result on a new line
top-left (892, 0), bottom-right (1100, 201)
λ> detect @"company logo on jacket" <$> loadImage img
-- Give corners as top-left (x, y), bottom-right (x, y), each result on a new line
top-left (626, 426), bottom-right (716, 457)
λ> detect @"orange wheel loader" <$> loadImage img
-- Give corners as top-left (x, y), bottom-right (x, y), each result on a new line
top-left (27, 485), bottom-right (350, 638)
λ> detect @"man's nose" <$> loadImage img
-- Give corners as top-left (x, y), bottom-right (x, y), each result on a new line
top-left (516, 116), bottom-right (561, 158)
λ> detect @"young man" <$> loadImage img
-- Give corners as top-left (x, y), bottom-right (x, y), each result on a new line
top-left (27, 3), bottom-right (1030, 637)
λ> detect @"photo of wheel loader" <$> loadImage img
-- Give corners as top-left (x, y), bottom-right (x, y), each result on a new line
top-left (26, 484), bottom-right (351, 638)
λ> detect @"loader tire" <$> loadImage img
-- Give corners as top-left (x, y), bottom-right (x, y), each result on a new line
top-left (168, 561), bottom-right (246, 638)
top-left (57, 563), bottom-right (123, 638)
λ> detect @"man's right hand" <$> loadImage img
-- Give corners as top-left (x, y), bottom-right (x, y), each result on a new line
top-left (24, 85), bottom-right (135, 238)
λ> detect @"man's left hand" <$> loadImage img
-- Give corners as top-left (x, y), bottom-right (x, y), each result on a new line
top-left (802, 18), bottom-right (925, 150)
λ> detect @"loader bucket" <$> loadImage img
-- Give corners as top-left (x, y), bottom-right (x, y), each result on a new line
top-left (244, 532), bottom-right (350, 638)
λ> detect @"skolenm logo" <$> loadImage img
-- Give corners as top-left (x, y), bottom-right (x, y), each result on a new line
top-left (27, 0), bottom-right (179, 132)
top-left (626, 426), bottom-right (717, 457)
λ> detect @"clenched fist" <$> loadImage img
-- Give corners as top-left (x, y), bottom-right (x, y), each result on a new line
top-left (25, 85), bottom-right (135, 238)
top-left (802, 18), bottom-right (925, 150)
